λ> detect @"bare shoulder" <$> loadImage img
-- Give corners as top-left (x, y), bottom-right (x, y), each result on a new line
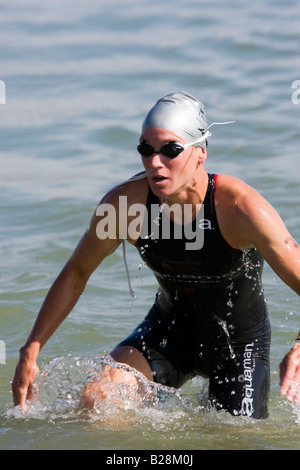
top-left (90, 171), bottom-right (149, 245)
top-left (215, 174), bottom-right (266, 216)
top-left (67, 173), bottom-right (149, 274)
top-left (99, 171), bottom-right (149, 207)
top-left (214, 174), bottom-right (283, 250)
top-left (215, 174), bottom-right (258, 200)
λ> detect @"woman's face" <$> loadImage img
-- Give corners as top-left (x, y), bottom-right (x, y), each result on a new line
top-left (139, 127), bottom-right (207, 200)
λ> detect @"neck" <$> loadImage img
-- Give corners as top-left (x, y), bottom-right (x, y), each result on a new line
top-left (160, 168), bottom-right (208, 224)
top-left (161, 167), bottom-right (208, 207)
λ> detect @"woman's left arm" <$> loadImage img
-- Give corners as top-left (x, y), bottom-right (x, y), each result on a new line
top-left (219, 176), bottom-right (300, 403)
top-left (229, 182), bottom-right (300, 404)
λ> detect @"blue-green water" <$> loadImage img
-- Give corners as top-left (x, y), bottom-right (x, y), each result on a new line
top-left (0, 0), bottom-right (299, 450)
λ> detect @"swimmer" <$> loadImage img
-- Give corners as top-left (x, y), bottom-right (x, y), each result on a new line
top-left (12, 92), bottom-right (300, 418)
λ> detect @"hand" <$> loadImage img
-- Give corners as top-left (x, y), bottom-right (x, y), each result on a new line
top-left (11, 356), bottom-right (39, 412)
top-left (279, 342), bottom-right (300, 404)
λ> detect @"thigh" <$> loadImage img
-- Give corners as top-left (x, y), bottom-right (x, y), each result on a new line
top-left (209, 335), bottom-right (271, 419)
top-left (110, 345), bottom-right (154, 382)
top-left (115, 311), bottom-right (194, 388)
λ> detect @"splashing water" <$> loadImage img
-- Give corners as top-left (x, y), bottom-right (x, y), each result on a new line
top-left (7, 355), bottom-right (194, 423)
top-left (5, 353), bottom-right (300, 441)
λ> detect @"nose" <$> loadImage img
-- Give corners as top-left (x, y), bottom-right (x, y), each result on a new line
top-left (147, 152), bottom-right (164, 168)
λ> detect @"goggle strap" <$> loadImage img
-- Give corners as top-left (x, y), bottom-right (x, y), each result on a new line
top-left (183, 120), bottom-right (235, 148)
top-left (208, 120), bottom-right (236, 129)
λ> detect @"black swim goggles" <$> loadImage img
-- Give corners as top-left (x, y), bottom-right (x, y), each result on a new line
top-left (137, 131), bottom-right (211, 159)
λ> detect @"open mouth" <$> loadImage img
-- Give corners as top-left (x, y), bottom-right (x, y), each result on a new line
top-left (152, 176), bottom-right (167, 183)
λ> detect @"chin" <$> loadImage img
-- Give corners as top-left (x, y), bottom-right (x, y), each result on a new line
top-left (150, 186), bottom-right (171, 200)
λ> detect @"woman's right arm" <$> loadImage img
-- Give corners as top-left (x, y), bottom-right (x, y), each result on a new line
top-left (12, 174), bottom-right (148, 411)
top-left (11, 202), bottom-right (122, 411)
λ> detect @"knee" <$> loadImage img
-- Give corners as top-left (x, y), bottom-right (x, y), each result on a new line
top-left (80, 364), bottom-right (140, 410)
top-left (81, 380), bottom-right (108, 409)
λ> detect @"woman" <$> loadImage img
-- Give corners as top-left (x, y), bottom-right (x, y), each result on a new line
top-left (12, 92), bottom-right (300, 418)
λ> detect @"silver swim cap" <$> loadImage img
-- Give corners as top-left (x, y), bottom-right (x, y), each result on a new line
top-left (142, 91), bottom-right (209, 149)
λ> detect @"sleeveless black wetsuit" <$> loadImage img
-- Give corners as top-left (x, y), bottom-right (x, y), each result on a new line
top-left (117, 174), bottom-right (271, 418)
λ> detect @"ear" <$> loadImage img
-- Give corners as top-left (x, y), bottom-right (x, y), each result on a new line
top-left (198, 148), bottom-right (207, 164)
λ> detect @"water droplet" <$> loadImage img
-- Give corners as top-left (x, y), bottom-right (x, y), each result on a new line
top-left (217, 318), bottom-right (235, 359)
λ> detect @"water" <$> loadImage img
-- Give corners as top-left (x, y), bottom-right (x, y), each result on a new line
top-left (1, 0), bottom-right (300, 450)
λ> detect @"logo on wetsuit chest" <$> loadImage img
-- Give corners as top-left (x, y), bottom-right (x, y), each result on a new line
top-left (198, 219), bottom-right (213, 230)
